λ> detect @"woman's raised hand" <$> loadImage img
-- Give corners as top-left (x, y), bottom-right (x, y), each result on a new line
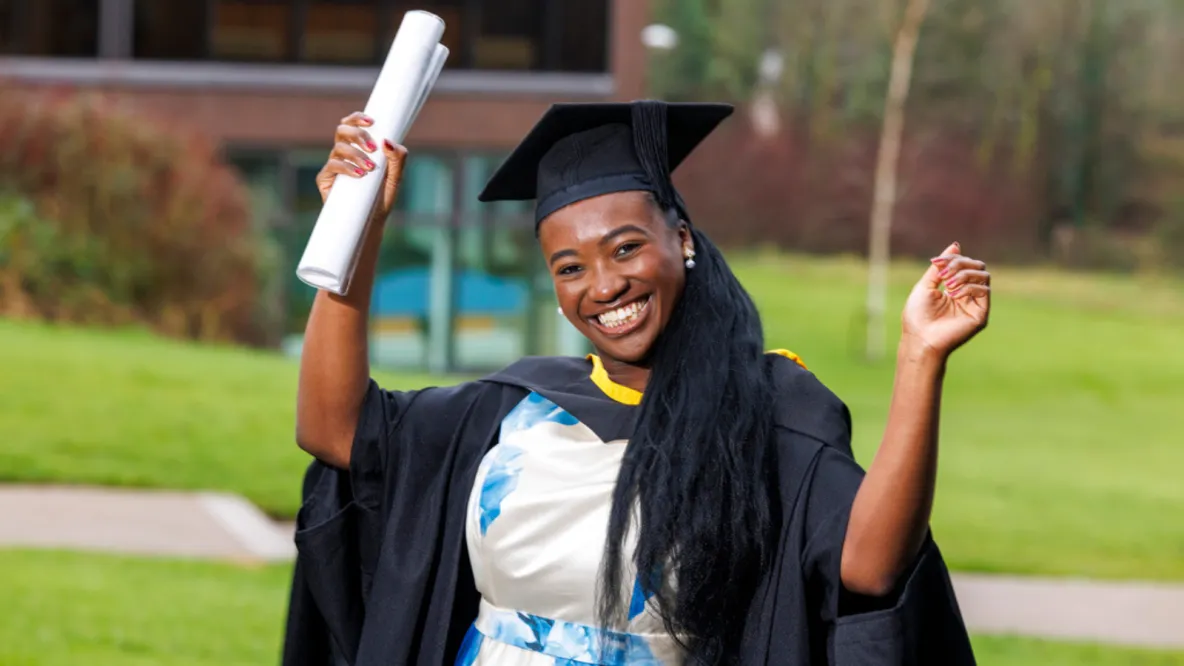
top-left (901, 242), bottom-right (991, 359)
top-left (315, 111), bottom-right (408, 221)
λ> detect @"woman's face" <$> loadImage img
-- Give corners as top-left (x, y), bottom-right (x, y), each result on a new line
top-left (538, 190), bottom-right (692, 365)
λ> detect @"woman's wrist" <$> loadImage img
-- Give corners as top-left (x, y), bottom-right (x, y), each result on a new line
top-left (897, 333), bottom-right (948, 375)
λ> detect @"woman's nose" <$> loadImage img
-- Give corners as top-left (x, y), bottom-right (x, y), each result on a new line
top-left (590, 268), bottom-right (629, 304)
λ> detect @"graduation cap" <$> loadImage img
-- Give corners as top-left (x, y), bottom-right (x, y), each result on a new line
top-left (478, 100), bottom-right (733, 227)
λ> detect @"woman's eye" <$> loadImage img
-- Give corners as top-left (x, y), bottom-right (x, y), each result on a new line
top-left (557, 264), bottom-right (582, 276)
top-left (616, 242), bottom-right (640, 257)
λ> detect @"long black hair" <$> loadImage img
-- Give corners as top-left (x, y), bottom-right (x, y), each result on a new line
top-left (595, 210), bottom-right (777, 663)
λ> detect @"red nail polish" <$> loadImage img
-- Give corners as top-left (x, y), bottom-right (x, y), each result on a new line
top-left (365, 159), bottom-right (374, 169)
top-left (384, 139), bottom-right (395, 150)
top-left (355, 168), bottom-right (365, 176)
top-left (939, 269), bottom-right (949, 278)
top-left (366, 141), bottom-right (377, 152)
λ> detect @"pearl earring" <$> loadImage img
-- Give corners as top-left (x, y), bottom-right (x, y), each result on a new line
top-left (684, 248), bottom-right (696, 270)
top-left (557, 307), bottom-right (564, 315)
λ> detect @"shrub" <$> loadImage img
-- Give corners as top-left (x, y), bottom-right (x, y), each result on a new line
top-left (0, 87), bottom-right (270, 345)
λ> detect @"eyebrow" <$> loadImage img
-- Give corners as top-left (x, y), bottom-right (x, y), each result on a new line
top-left (548, 224), bottom-right (652, 267)
top-left (549, 248), bottom-right (578, 266)
top-left (599, 224), bottom-right (649, 247)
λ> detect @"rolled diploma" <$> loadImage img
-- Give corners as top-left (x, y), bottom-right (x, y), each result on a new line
top-left (327, 44), bottom-right (448, 294)
top-left (406, 44), bottom-right (450, 138)
top-left (295, 11), bottom-right (446, 295)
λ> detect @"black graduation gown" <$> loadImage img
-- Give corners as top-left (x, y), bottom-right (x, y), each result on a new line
top-left (280, 354), bottom-right (976, 666)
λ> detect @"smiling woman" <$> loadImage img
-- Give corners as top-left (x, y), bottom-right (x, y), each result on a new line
top-left (286, 101), bottom-right (990, 665)
top-left (543, 194), bottom-right (686, 379)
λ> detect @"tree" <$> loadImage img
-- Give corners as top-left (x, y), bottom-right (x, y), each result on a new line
top-left (865, 0), bottom-right (932, 361)
top-left (646, 0), bottom-right (1184, 274)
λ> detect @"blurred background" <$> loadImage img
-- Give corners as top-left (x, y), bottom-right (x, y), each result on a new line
top-left (0, 0), bottom-right (1182, 664)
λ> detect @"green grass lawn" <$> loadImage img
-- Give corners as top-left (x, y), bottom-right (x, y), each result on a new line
top-left (732, 252), bottom-right (1184, 581)
top-left (2, 252), bottom-right (1182, 580)
top-left (1, 549), bottom-right (1180, 666)
top-left (0, 549), bottom-right (291, 666)
top-left (0, 318), bottom-right (440, 519)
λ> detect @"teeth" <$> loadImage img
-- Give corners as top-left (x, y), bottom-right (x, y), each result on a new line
top-left (597, 299), bottom-right (647, 329)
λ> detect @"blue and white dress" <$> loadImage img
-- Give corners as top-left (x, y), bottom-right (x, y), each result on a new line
top-left (457, 390), bottom-right (684, 666)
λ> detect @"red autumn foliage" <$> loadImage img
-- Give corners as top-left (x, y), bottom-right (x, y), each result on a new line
top-left (674, 110), bottom-right (1048, 264)
top-left (0, 86), bottom-right (270, 345)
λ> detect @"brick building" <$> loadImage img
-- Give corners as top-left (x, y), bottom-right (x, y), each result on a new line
top-left (1, 0), bottom-right (652, 371)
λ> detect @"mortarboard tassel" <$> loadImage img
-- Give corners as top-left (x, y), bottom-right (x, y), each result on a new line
top-left (631, 101), bottom-right (675, 210)
top-left (632, 101), bottom-right (691, 222)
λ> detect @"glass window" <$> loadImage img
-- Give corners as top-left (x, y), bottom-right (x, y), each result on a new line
top-left (209, 0), bottom-right (294, 62)
top-left (219, 145), bottom-right (558, 370)
top-left (556, 0), bottom-right (608, 72)
top-left (0, 1), bottom-right (18, 54)
top-left (472, 0), bottom-right (544, 70)
top-left (453, 154), bottom-right (539, 369)
top-left (369, 154), bottom-right (453, 369)
top-left (124, 0), bottom-right (608, 72)
top-left (381, 0), bottom-right (608, 73)
top-left (133, 1), bottom-right (208, 60)
top-left (393, 153), bottom-right (455, 257)
top-left (303, 0), bottom-right (382, 65)
top-left (0, 0), bottom-right (99, 56)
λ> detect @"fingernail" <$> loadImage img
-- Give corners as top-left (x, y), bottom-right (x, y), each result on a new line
top-left (939, 268), bottom-right (949, 278)
top-left (365, 141), bottom-right (377, 152)
top-left (361, 115), bottom-right (374, 124)
top-left (364, 159), bottom-right (375, 169)
top-left (949, 288), bottom-right (962, 297)
top-left (945, 279), bottom-right (957, 289)
top-left (384, 139), bottom-right (394, 150)
top-left (355, 168), bottom-right (365, 176)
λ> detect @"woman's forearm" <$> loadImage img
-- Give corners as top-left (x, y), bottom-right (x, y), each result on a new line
top-left (840, 335), bottom-right (946, 595)
top-left (295, 213), bottom-right (386, 468)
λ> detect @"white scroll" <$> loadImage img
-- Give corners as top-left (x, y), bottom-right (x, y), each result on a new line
top-left (295, 10), bottom-right (449, 295)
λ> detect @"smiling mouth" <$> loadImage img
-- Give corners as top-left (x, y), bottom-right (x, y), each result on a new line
top-left (587, 296), bottom-right (651, 336)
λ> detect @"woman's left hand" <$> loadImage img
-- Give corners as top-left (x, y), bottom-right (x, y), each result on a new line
top-left (901, 242), bottom-right (991, 358)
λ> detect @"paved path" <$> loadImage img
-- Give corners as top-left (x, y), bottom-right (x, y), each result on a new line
top-left (1, 485), bottom-right (1181, 649)
top-left (954, 573), bottom-right (1184, 650)
top-left (0, 485), bottom-right (294, 562)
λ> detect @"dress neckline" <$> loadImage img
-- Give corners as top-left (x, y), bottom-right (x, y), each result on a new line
top-left (585, 349), bottom-right (806, 407)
